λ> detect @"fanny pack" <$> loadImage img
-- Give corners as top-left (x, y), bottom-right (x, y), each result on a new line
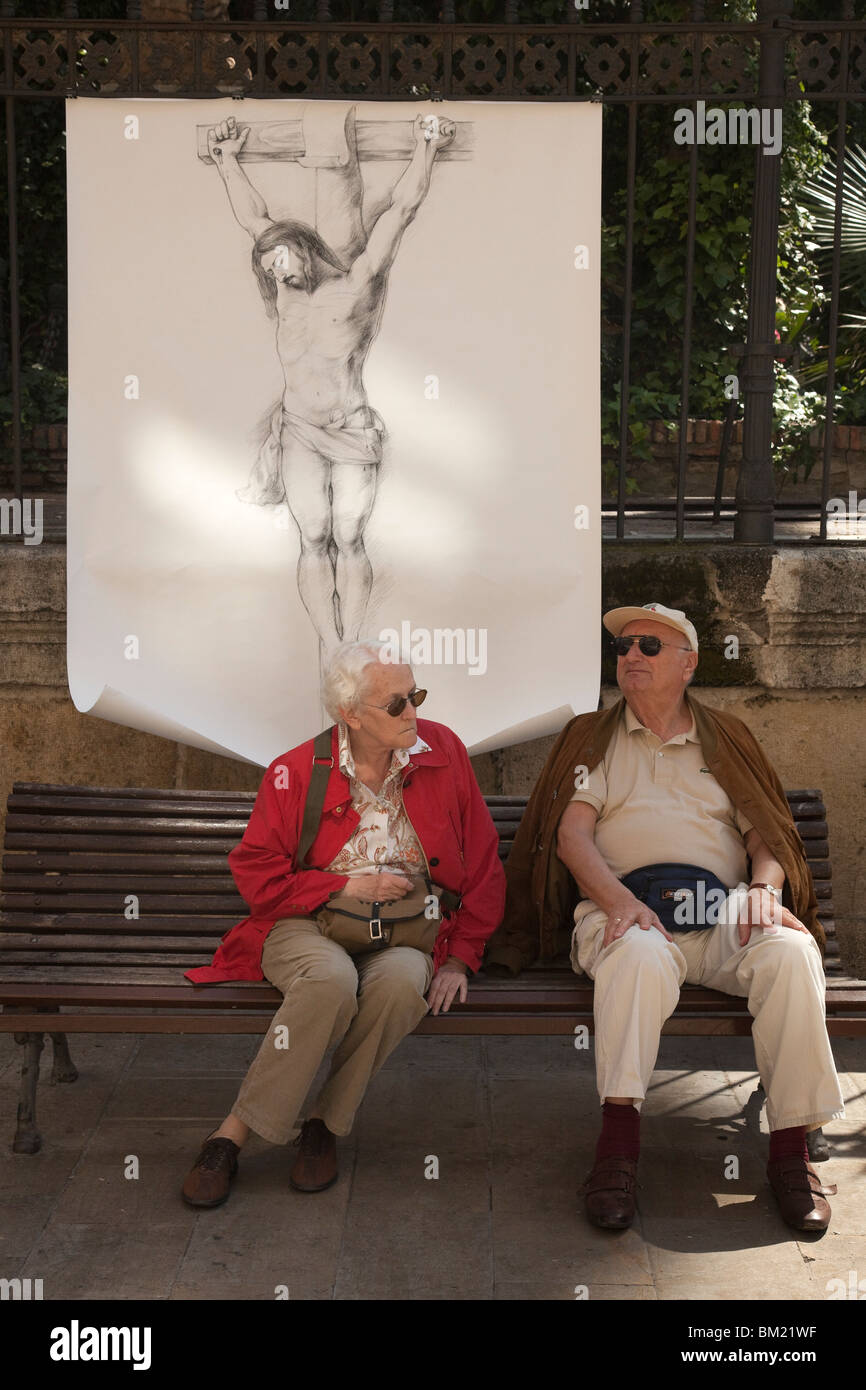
top-left (297, 727), bottom-right (461, 957)
top-left (620, 862), bottom-right (731, 933)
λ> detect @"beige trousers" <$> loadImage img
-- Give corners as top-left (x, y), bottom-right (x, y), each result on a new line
top-left (572, 904), bottom-right (845, 1132)
top-left (231, 918), bottom-right (434, 1144)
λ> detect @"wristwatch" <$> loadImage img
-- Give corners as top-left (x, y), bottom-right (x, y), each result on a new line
top-left (750, 882), bottom-right (782, 901)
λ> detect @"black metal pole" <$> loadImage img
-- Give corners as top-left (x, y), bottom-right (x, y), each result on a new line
top-left (734, 0), bottom-right (790, 543)
top-left (4, 93), bottom-right (21, 501)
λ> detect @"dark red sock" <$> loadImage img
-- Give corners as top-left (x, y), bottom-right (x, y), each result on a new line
top-left (594, 1101), bottom-right (640, 1162)
top-left (769, 1125), bottom-right (808, 1163)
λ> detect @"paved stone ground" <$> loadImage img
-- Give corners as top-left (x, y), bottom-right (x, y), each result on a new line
top-left (1, 1029), bottom-right (863, 1302)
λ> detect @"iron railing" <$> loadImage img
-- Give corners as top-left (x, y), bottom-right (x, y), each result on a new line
top-left (2, 1), bottom-right (865, 541)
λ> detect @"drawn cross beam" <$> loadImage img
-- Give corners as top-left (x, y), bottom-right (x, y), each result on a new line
top-left (196, 107), bottom-right (473, 166)
top-left (200, 103), bottom-right (471, 272)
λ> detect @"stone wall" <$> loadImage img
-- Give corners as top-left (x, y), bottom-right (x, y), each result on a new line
top-left (1, 541), bottom-right (864, 975)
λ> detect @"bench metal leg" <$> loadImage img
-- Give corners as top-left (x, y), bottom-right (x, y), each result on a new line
top-left (48, 1032), bottom-right (79, 1085)
top-left (12, 1032), bottom-right (45, 1154)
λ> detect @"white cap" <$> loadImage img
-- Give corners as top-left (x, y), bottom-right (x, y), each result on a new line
top-left (603, 602), bottom-right (699, 653)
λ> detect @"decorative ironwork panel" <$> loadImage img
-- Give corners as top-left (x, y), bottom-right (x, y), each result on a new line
top-left (264, 30), bottom-right (319, 94)
top-left (450, 33), bottom-right (508, 97)
top-left (513, 34), bottom-right (568, 97)
top-left (326, 31), bottom-right (382, 95)
top-left (575, 35), bottom-right (629, 96)
top-left (73, 30), bottom-right (132, 95)
top-left (12, 28), bottom-right (69, 93)
top-left (702, 35), bottom-right (756, 97)
top-left (789, 33), bottom-right (844, 95)
top-left (138, 29), bottom-right (196, 93)
top-left (639, 35), bottom-right (694, 96)
top-left (389, 32), bottom-right (444, 97)
top-left (200, 29), bottom-right (257, 93)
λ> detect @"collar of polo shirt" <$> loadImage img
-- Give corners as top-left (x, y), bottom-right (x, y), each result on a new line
top-left (623, 702), bottom-right (699, 745)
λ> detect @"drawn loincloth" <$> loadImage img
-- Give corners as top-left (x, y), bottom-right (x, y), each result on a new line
top-left (237, 398), bottom-right (387, 507)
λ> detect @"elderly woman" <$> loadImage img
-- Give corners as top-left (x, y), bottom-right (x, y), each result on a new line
top-left (181, 640), bottom-right (505, 1206)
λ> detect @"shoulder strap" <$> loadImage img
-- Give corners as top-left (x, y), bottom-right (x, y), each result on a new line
top-left (297, 726), bottom-right (337, 868)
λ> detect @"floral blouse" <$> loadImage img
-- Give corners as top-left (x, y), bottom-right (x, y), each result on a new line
top-left (325, 722), bottom-right (431, 880)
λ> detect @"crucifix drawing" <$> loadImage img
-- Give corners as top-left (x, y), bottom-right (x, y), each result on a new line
top-left (199, 105), bottom-right (470, 659)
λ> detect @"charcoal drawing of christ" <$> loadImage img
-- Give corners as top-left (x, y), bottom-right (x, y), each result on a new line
top-left (205, 106), bottom-right (457, 656)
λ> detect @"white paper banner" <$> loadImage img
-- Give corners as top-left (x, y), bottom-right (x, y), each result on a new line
top-left (66, 98), bottom-right (601, 765)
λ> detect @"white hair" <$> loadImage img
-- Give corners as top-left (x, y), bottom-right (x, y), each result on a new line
top-left (321, 640), bottom-right (402, 723)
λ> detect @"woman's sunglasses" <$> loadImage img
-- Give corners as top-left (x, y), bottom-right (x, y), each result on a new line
top-left (363, 688), bottom-right (428, 718)
top-left (611, 635), bottom-right (691, 657)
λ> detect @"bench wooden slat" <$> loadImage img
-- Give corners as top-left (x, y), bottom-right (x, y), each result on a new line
top-left (8, 794), bottom-right (255, 818)
top-left (11, 782), bottom-right (257, 802)
top-left (0, 975), bottom-right (862, 1011)
top-left (5, 834), bottom-right (240, 854)
top-left (6, 814), bottom-right (251, 836)
top-left (0, 933), bottom-right (224, 953)
top-left (0, 913), bottom-right (240, 934)
top-left (2, 875), bottom-right (247, 893)
top-left (2, 893), bottom-right (247, 914)
top-left (0, 953), bottom-right (219, 967)
top-left (2, 853), bottom-right (238, 874)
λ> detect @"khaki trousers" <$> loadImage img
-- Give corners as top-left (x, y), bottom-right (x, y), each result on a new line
top-left (231, 918), bottom-right (434, 1144)
top-left (572, 903), bottom-right (845, 1132)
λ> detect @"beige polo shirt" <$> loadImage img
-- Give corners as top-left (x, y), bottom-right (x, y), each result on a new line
top-left (570, 703), bottom-right (753, 892)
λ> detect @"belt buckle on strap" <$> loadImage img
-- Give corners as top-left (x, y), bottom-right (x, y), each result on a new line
top-left (369, 905), bottom-right (384, 942)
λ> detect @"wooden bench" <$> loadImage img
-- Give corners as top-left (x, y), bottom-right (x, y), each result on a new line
top-left (2, 782), bottom-right (863, 1156)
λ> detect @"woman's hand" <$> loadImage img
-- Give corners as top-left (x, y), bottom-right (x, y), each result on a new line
top-left (338, 872), bottom-right (413, 903)
top-left (427, 959), bottom-right (469, 1016)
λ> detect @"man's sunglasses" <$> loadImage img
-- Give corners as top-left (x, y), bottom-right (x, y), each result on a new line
top-left (363, 688), bottom-right (428, 718)
top-left (611, 635), bottom-right (691, 657)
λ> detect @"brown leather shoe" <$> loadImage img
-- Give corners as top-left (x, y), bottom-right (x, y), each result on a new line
top-left (181, 1134), bottom-right (240, 1208)
top-left (582, 1156), bottom-right (638, 1230)
top-left (768, 1157), bottom-right (836, 1233)
top-left (290, 1118), bottom-right (338, 1193)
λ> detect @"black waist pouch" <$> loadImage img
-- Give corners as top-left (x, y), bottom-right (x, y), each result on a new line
top-left (620, 862), bottom-right (732, 933)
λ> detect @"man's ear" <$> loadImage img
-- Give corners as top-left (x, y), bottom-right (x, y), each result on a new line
top-left (340, 706), bottom-right (362, 731)
top-left (684, 654), bottom-right (698, 685)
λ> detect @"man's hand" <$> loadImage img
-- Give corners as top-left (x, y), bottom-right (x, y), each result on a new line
top-left (414, 114), bottom-right (456, 151)
top-left (737, 887), bottom-right (810, 947)
top-left (602, 895), bottom-right (674, 950)
top-left (207, 118), bottom-right (249, 168)
top-left (339, 872), bottom-right (413, 903)
top-left (427, 959), bottom-right (469, 1016)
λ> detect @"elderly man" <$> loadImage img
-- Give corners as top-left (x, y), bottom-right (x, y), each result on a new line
top-left (485, 602), bottom-right (843, 1233)
top-left (182, 640), bottom-right (504, 1206)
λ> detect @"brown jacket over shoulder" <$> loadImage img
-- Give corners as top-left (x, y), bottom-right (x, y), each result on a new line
top-left (484, 692), bottom-right (823, 976)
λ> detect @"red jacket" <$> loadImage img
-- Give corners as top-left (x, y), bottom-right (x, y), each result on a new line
top-left (185, 718), bottom-right (506, 984)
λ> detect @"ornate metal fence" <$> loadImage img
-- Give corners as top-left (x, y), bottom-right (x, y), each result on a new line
top-left (2, 0), bottom-right (865, 541)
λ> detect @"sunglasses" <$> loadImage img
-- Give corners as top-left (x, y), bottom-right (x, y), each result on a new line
top-left (363, 688), bottom-right (428, 718)
top-left (612, 635), bottom-right (691, 657)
